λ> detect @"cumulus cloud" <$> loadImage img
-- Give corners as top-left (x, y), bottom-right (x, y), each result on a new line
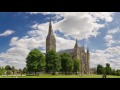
top-left (0, 30), bottom-right (14, 36)
top-left (104, 28), bottom-right (120, 47)
top-left (91, 46), bottom-right (120, 69)
top-left (28, 22), bottom-right (76, 52)
top-left (27, 12), bottom-right (114, 39)
top-left (108, 28), bottom-right (120, 34)
top-left (104, 35), bottom-right (115, 47)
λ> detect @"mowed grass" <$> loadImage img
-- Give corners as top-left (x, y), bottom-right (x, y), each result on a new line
top-left (0, 74), bottom-right (120, 78)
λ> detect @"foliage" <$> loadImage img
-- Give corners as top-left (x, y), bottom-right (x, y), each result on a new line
top-left (105, 63), bottom-right (112, 75)
top-left (5, 65), bottom-right (11, 70)
top-left (6, 70), bottom-right (11, 76)
top-left (26, 49), bottom-right (46, 75)
top-left (23, 67), bottom-right (27, 74)
top-left (0, 67), bottom-right (6, 75)
top-left (116, 70), bottom-right (120, 76)
top-left (11, 66), bottom-right (15, 74)
top-left (111, 69), bottom-right (116, 75)
top-left (46, 50), bottom-right (61, 75)
top-left (19, 69), bottom-right (23, 76)
top-left (73, 59), bottom-right (80, 74)
top-left (97, 64), bottom-right (105, 74)
top-left (60, 53), bottom-right (73, 74)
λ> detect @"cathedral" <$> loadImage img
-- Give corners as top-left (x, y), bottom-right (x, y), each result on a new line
top-left (46, 20), bottom-right (90, 74)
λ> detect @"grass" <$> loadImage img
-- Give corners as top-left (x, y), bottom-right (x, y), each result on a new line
top-left (0, 74), bottom-right (120, 78)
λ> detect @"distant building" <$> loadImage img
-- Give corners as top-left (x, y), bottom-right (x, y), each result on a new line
top-left (46, 19), bottom-right (90, 74)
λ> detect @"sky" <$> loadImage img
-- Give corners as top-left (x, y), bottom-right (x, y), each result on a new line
top-left (0, 12), bottom-right (120, 69)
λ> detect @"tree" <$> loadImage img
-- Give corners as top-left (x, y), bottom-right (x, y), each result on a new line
top-left (11, 66), bottom-right (15, 74)
top-left (23, 67), bottom-right (27, 74)
top-left (26, 49), bottom-right (46, 75)
top-left (105, 63), bottom-right (111, 75)
top-left (6, 70), bottom-right (11, 76)
top-left (60, 53), bottom-right (73, 75)
top-left (5, 65), bottom-right (11, 70)
top-left (116, 70), bottom-right (120, 76)
top-left (111, 69), bottom-right (116, 75)
top-left (0, 67), bottom-right (4, 75)
top-left (97, 64), bottom-right (105, 74)
top-left (73, 59), bottom-right (80, 75)
top-left (46, 50), bottom-right (61, 75)
top-left (19, 69), bottom-right (23, 76)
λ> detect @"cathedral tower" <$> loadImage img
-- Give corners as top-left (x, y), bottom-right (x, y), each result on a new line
top-left (74, 39), bottom-right (80, 60)
top-left (46, 19), bottom-right (56, 53)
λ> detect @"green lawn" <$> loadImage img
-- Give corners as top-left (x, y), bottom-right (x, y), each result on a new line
top-left (0, 74), bottom-right (120, 78)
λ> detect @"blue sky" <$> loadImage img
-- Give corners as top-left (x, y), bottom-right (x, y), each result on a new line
top-left (0, 12), bottom-right (120, 69)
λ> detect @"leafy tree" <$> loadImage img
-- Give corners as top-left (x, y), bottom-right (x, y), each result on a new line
top-left (19, 69), bottom-right (23, 76)
top-left (111, 69), bottom-right (116, 75)
top-left (11, 66), bottom-right (15, 74)
top-left (5, 65), bottom-right (11, 70)
top-left (6, 70), bottom-right (11, 76)
top-left (0, 67), bottom-right (5, 75)
top-left (23, 67), bottom-right (27, 74)
top-left (73, 59), bottom-right (80, 75)
top-left (60, 53), bottom-right (73, 74)
top-left (26, 49), bottom-right (46, 75)
top-left (97, 64), bottom-right (105, 74)
top-left (105, 63), bottom-right (111, 75)
top-left (116, 70), bottom-right (120, 76)
top-left (46, 50), bottom-right (61, 75)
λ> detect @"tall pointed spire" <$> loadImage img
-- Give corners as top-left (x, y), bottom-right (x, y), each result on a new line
top-left (75, 39), bottom-right (78, 48)
top-left (48, 17), bottom-right (53, 36)
top-left (46, 17), bottom-right (56, 53)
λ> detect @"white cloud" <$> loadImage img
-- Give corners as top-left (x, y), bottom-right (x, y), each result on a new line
top-left (108, 28), bottom-right (120, 34)
top-left (104, 28), bottom-right (120, 47)
top-left (89, 12), bottom-right (114, 22)
top-left (55, 12), bottom-right (114, 39)
top-left (104, 35), bottom-right (113, 41)
top-left (27, 12), bottom-right (114, 40)
top-left (56, 36), bottom-right (75, 52)
top-left (0, 30), bottom-right (14, 36)
top-left (28, 22), bottom-right (76, 52)
top-left (104, 35), bottom-right (116, 47)
top-left (91, 46), bottom-right (120, 69)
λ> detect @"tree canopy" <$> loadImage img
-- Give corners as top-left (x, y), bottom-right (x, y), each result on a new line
top-left (73, 59), bottom-right (80, 75)
top-left (46, 50), bottom-right (61, 75)
top-left (26, 49), bottom-right (46, 75)
top-left (60, 53), bottom-right (73, 74)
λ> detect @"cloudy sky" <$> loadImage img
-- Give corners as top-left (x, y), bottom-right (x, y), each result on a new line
top-left (0, 12), bottom-right (120, 69)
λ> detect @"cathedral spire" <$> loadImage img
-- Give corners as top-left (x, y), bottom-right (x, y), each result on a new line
top-left (46, 17), bottom-right (56, 53)
top-left (75, 39), bottom-right (78, 48)
top-left (48, 17), bottom-right (53, 36)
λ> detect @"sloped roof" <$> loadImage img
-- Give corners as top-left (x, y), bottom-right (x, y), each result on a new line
top-left (58, 49), bottom-right (74, 54)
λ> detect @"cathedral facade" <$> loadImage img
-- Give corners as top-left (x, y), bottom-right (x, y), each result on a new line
top-left (46, 20), bottom-right (90, 74)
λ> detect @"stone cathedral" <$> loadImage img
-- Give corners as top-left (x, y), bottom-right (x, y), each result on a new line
top-left (46, 20), bottom-right (90, 74)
